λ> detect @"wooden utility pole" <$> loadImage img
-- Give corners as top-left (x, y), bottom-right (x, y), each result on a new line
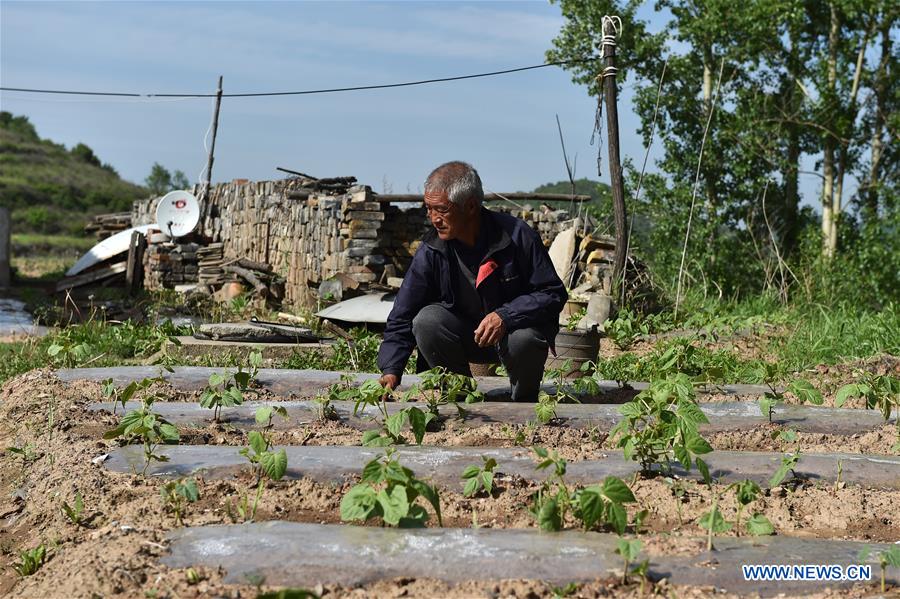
top-left (202, 76), bottom-right (224, 203)
top-left (601, 16), bottom-right (628, 293)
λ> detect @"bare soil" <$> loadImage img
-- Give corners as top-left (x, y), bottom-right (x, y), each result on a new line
top-left (1, 370), bottom-right (898, 598)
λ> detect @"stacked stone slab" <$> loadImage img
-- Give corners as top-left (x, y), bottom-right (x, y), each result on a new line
top-left (131, 179), bottom-right (593, 306)
top-left (144, 241), bottom-right (200, 290)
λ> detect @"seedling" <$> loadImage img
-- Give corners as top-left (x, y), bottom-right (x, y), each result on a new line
top-left (160, 478), bottom-right (199, 526)
top-left (5, 443), bottom-right (39, 479)
top-left (834, 459), bottom-right (844, 494)
top-left (461, 456), bottom-right (498, 498)
top-left (535, 360), bottom-right (579, 425)
top-left (340, 448), bottom-right (442, 527)
top-left (62, 492), bottom-right (86, 526)
top-left (859, 545), bottom-right (900, 593)
top-left (603, 308), bottom-right (648, 350)
top-left (699, 494), bottom-right (730, 551)
top-left (234, 406), bottom-right (289, 521)
top-left (769, 450), bottom-right (801, 487)
top-left (571, 476), bottom-right (636, 534)
top-left (610, 374), bottom-right (713, 476)
top-left (200, 372), bottom-right (245, 422)
top-left (13, 544), bottom-right (46, 576)
top-left (315, 373), bottom-right (356, 421)
top-left (104, 390), bottom-right (179, 476)
top-left (348, 379), bottom-right (433, 446)
top-left (615, 538), bottom-right (649, 588)
top-left (836, 374), bottom-right (899, 450)
top-left (551, 582), bottom-right (579, 598)
top-left (105, 376), bottom-right (162, 415)
top-left (665, 478), bottom-right (689, 527)
top-left (529, 447), bottom-right (571, 531)
top-left (412, 366), bottom-right (484, 421)
top-left (726, 480), bottom-right (773, 537)
top-left (758, 366), bottom-right (823, 422)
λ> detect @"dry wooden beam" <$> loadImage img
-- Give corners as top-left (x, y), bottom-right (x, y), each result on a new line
top-left (223, 264), bottom-right (268, 297)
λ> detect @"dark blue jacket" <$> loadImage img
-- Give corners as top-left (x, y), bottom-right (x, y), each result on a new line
top-left (378, 208), bottom-right (568, 377)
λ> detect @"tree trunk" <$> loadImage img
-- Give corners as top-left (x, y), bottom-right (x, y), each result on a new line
top-left (864, 17), bottom-right (893, 223)
top-left (833, 19), bottom-right (872, 250)
top-left (821, 3), bottom-right (840, 257)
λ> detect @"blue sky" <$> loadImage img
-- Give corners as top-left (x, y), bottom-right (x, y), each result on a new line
top-left (1, 1), bottom-right (823, 204)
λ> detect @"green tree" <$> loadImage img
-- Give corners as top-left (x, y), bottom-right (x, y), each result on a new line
top-left (70, 143), bottom-right (102, 167)
top-left (145, 163), bottom-right (190, 195)
top-left (548, 0), bottom-right (898, 301)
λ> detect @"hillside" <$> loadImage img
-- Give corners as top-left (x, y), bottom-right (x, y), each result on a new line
top-left (0, 112), bottom-right (148, 234)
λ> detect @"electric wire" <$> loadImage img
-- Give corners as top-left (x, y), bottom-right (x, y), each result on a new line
top-left (0, 58), bottom-right (594, 99)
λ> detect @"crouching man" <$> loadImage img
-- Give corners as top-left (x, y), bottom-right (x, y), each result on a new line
top-left (377, 161), bottom-right (567, 401)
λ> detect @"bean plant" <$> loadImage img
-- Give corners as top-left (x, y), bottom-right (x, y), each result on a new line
top-left (233, 406), bottom-right (289, 522)
top-left (103, 381), bottom-right (180, 476)
top-left (836, 374), bottom-right (899, 451)
top-left (615, 538), bottom-right (649, 588)
top-left (461, 456), bottom-right (498, 498)
top-left (348, 379), bottom-right (433, 446)
top-left (160, 478), bottom-right (199, 526)
top-left (411, 366), bottom-right (484, 420)
top-left (610, 374), bottom-right (713, 477)
top-left (859, 545), bottom-right (900, 593)
top-left (756, 363), bottom-right (823, 422)
top-left (340, 448), bottom-right (442, 527)
top-left (200, 352), bottom-right (262, 422)
top-left (529, 447), bottom-right (636, 534)
top-left (535, 360), bottom-right (582, 425)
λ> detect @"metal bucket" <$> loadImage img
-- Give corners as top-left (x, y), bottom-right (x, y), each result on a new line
top-left (545, 328), bottom-right (600, 377)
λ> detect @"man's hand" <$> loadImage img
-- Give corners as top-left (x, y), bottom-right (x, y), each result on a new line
top-left (474, 311), bottom-right (506, 348)
top-left (379, 373), bottom-right (400, 391)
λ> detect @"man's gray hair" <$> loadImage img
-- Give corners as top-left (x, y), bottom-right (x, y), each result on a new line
top-left (424, 161), bottom-right (484, 208)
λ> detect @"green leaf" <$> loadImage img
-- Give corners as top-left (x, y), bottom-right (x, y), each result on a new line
top-left (758, 397), bottom-right (775, 419)
top-left (834, 383), bottom-right (866, 408)
top-left (158, 423), bottom-right (180, 442)
top-left (696, 457), bottom-right (711, 486)
top-left (607, 502), bottom-right (627, 535)
top-left (340, 483), bottom-right (378, 522)
top-left (787, 380), bottom-right (823, 405)
top-left (248, 431), bottom-right (267, 456)
top-left (536, 495), bottom-right (562, 531)
top-left (461, 465), bottom-right (480, 479)
top-left (405, 407), bottom-right (431, 445)
top-left (600, 476), bottom-right (635, 504)
top-left (685, 433), bottom-right (713, 455)
top-left (673, 444), bottom-right (691, 470)
top-left (255, 406), bottom-right (273, 425)
top-left (615, 538), bottom-right (642, 562)
top-left (377, 486), bottom-right (410, 525)
top-left (409, 479), bottom-right (442, 527)
top-left (534, 401), bottom-right (557, 424)
top-left (178, 479), bottom-right (199, 502)
top-left (481, 471), bottom-right (493, 495)
top-left (698, 506), bottom-right (731, 533)
top-left (260, 448), bottom-right (288, 481)
top-left (575, 487), bottom-right (604, 530)
top-left (384, 411), bottom-right (407, 439)
top-left (209, 372), bottom-right (225, 386)
top-left (463, 476), bottom-right (479, 498)
top-left (361, 457), bottom-right (384, 483)
top-left (746, 513), bottom-right (774, 536)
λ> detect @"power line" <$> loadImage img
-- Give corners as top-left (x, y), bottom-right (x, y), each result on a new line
top-left (1, 58), bottom-right (595, 99)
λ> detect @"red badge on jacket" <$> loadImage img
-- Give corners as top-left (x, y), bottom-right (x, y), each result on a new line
top-left (475, 259), bottom-right (499, 288)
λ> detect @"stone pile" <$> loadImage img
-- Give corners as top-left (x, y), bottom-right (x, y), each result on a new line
top-left (130, 180), bottom-right (590, 307)
top-left (197, 243), bottom-right (224, 285)
top-left (144, 241), bottom-right (200, 290)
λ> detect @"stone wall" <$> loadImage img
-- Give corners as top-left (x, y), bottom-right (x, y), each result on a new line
top-left (132, 180), bottom-right (579, 306)
top-left (144, 241), bottom-right (199, 291)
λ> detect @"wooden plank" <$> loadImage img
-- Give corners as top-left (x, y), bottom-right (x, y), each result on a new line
top-left (125, 231), bottom-right (147, 295)
top-left (56, 262), bottom-right (127, 292)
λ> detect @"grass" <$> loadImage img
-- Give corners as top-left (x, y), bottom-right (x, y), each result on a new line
top-left (12, 233), bottom-right (95, 253)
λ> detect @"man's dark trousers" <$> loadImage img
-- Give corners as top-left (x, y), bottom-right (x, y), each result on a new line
top-left (412, 304), bottom-right (549, 401)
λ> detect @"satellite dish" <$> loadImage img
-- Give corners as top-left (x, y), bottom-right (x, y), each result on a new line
top-left (155, 190), bottom-right (200, 238)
